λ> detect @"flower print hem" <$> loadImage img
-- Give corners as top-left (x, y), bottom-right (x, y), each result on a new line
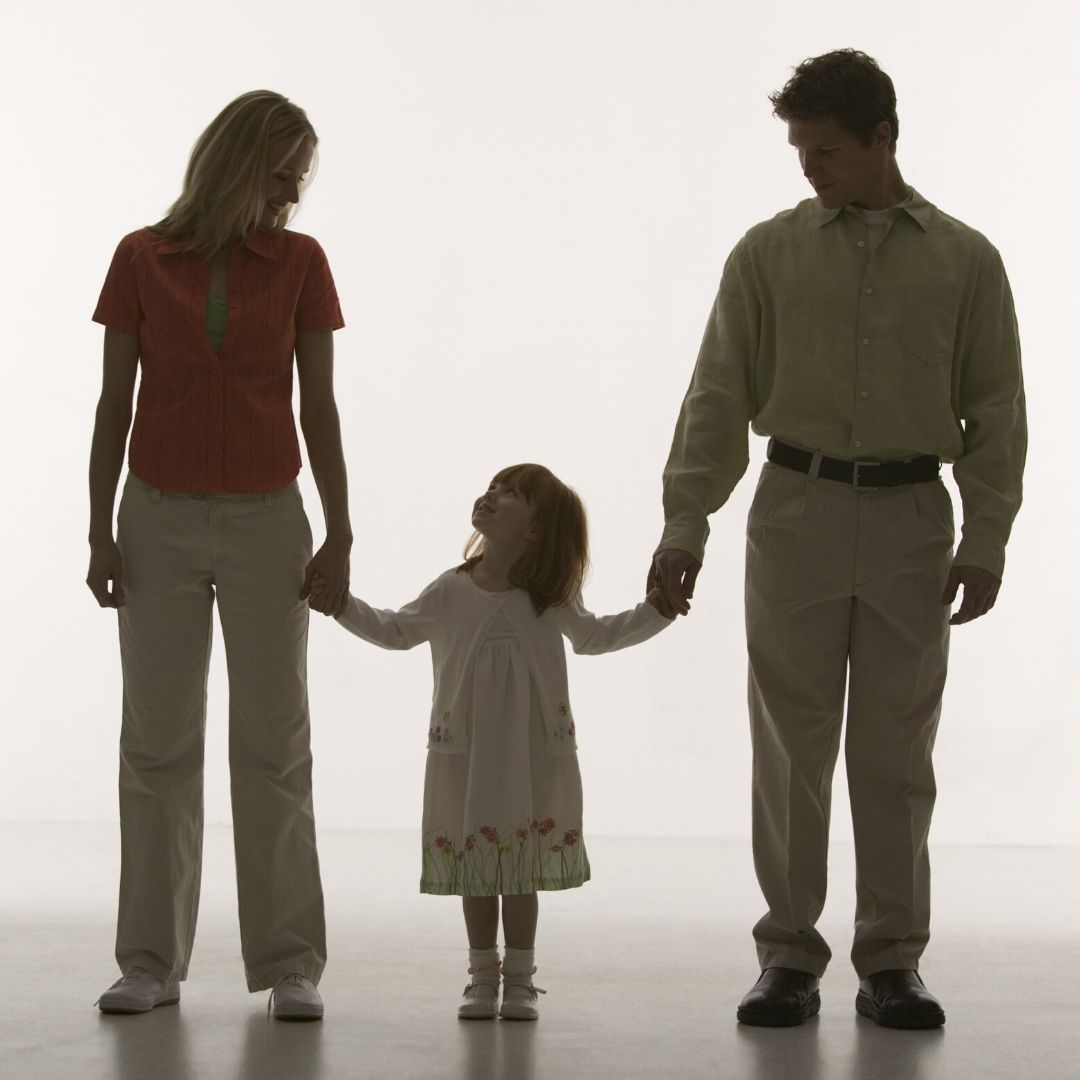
top-left (420, 818), bottom-right (590, 896)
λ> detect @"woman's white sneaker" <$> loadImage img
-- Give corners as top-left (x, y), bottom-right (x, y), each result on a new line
top-left (95, 968), bottom-right (180, 1013)
top-left (269, 974), bottom-right (324, 1020)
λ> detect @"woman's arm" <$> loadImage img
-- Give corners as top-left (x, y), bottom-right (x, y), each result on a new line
top-left (86, 328), bottom-right (139, 607)
top-left (297, 329), bottom-right (353, 616)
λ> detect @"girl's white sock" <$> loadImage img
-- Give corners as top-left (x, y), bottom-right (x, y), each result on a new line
top-left (501, 946), bottom-right (536, 978)
top-left (468, 946), bottom-right (501, 983)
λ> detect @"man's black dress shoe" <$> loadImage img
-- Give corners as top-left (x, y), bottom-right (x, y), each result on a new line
top-left (856, 970), bottom-right (945, 1029)
top-left (737, 967), bottom-right (821, 1026)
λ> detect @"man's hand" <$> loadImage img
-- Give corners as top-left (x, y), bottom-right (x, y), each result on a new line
top-left (942, 564), bottom-right (1001, 625)
top-left (86, 538), bottom-right (125, 608)
top-left (301, 539), bottom-right (351, 617)
top-left (646, 548), bottom-right (702, 619)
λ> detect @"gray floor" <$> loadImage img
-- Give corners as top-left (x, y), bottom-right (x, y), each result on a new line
top-left (2, 823), bottom-right (1077, 1080)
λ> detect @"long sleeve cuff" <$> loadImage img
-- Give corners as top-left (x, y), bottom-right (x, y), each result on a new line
top-left (953, 534), bottom-right (1006, 580)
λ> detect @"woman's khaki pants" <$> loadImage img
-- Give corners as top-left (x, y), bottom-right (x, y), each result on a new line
top-left (114, 473), bottom-right (326, 991)
top-left (745, 458), bottom-right (954, 978)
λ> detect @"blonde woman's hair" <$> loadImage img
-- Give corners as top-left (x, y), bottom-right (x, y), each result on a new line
top-left (456, 464), bottom-right (591, 617)
top-left (150, 90), bottom-right (318, 256)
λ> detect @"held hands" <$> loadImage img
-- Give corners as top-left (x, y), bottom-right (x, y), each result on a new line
top-left (86, 538), bottom-right (125, 608)
top-left (301, 539), bottom-right (351, 617)
top-left (942, 563), bottom-right (1001, 625)
top-left (646, 549), bottom-right (702, 619)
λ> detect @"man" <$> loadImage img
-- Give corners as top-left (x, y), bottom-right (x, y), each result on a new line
top-left (649, 49), bottom-right (1026, 1029)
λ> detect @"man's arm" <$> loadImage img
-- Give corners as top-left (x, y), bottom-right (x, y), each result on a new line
top-left (940, 245), bottom-right (1026, 626)
top-left (650, 240), bottom-right (758, 613)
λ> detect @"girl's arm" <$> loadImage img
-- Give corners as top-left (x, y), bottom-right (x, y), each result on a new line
top-left (323, 577), bottom-right (443, 651)
top-left (558, 588), bottom-right (673, 655)
top-left (296, 329), bottom-right (352, 617)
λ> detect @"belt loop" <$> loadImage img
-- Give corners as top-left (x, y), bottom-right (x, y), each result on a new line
top-left (808, 450), bottom-right (823, 482)
top-left (150, 487), bottom-right (162, 503)
top-left (264, 491), bottom-right (273, 508)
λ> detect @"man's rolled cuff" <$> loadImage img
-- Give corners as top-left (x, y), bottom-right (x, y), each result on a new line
top-left (654, 524), bottom-right (707, 569)
top-left (953, 534), bottom-right (1006, 581)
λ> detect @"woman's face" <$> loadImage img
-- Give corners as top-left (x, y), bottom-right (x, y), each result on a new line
top-left (261, 137), bottom-right (315, 229)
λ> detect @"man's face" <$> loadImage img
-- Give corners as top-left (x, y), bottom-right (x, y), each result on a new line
top-left (787, 118), bottom-right (890, 209)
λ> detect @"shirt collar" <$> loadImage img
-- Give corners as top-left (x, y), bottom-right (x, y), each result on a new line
top-left (154, 226), bottom-right (280, 258)
top-left (812, 186), bottom-right (933, 232)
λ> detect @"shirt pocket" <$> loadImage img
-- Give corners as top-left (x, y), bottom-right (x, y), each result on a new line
top-left (904, 284), bottom-right (958, 367)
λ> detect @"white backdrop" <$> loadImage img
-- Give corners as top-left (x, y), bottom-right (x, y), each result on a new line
top-left (3, 0), bottom-right (1076, 846)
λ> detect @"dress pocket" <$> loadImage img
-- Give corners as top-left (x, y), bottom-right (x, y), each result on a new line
top-left (904, 284), bottom-right (958, 366)
top-left (427, 709), bottom-right (466, 753)
top-left (545, 701), bottom-right (578, 756)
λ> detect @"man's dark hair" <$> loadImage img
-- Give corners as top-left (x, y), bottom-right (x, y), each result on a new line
top-left (769, 49), bottom-right (899, 152)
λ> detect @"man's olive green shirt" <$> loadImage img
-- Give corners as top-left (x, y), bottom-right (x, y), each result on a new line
top-left (656, 187), bottom-right (1027, 579)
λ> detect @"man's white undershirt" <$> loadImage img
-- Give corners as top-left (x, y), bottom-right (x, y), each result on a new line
top-left (850, 185), bottom-right (914, 250)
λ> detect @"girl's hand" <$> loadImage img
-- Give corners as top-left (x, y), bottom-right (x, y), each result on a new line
top-left (87, 538), bottom-right (126, 608)
top-left (646, 585), bottom-right (678, 620)
top-left (301, 540), bottom-right (350, 617)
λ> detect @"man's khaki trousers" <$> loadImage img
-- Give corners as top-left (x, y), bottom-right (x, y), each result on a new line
top-left (114, 473), bottom-right (326, 991)
top-left (744, 455), bottom-right (953, 978)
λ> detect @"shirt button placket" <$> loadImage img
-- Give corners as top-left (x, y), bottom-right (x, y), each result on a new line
top-left (210, 366), bottom-right (225, 489)
top-left (854, 272), bottom-right (876, 453)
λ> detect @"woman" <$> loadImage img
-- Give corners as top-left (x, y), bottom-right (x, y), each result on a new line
top-left (86, 90), bottom-right (351, 1021)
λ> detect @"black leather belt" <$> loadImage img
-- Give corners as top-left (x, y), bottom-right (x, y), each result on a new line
top-left (768, 438), bottom-right (940, 488)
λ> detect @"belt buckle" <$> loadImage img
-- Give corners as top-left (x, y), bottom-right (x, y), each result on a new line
top-left (852, 461), bottom-right (881, 489)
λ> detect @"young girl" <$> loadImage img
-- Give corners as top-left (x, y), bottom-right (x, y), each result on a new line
top-left (309, 463), bottom-right (676, 1020)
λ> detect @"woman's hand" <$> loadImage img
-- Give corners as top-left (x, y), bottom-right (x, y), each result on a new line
top-left (87, 538), bottom-right (126, 608)
top-left (301, 539), bottom-right (350, 616)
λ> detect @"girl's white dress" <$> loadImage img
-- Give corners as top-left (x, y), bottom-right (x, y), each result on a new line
top-left (421, 606), bottom-right (588, 895)
top-left (334, 566), bottom-right (671, 897)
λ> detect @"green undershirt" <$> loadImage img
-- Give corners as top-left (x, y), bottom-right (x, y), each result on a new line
top-left (205, 294), bottom-right (228, 349)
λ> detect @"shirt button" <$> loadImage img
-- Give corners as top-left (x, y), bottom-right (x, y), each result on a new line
top-left (861, 391), bottom-right (869, 398)
top-left (854, 441), bottom-right (863, 448)
top-left (865, 287), bottom-right (873, 295)
top-left (857, 240), bottom-right (866, 248)
top-left (862, 338), bottom-right (871, 345)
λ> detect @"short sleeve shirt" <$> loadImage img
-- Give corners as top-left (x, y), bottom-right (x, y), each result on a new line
top-left (92, 226), bottom-right (345, 493)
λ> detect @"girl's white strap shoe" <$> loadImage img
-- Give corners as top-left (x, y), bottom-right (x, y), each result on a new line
top-left (499, 967), bottom-right (546, 1021)
top-left (458, 959), bottom-right (502, 1019)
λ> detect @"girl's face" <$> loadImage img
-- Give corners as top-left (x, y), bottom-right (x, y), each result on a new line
top-left (261, 137), bottom-right (314, 229)
top-left (472, 480), bottom-right (539, 545)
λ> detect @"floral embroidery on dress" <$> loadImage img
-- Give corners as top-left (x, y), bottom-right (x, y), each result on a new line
top-left (551, 718), bottom-right (576, 741)
top-left (421, 816), bottom-right (589, 895)
top-left (428, 712), bottom-right (454, 745)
